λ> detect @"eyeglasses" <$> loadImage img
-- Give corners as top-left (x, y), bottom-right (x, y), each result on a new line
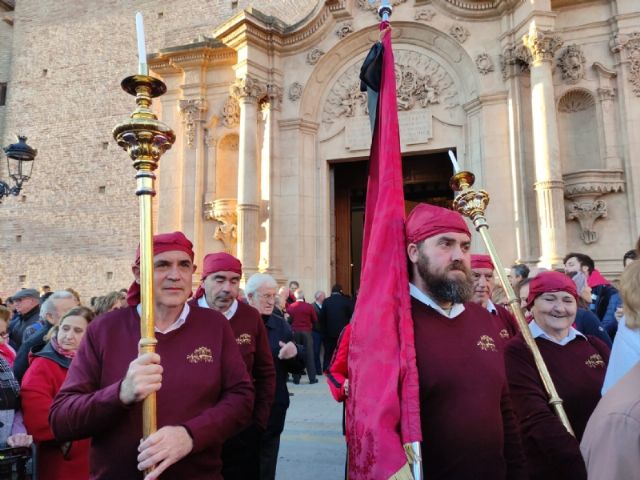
top-left (258, 293), bottom-right (276, 302)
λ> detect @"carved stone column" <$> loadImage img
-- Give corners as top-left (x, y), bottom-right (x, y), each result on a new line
top-left (230, 76), bottom-right (266, 277)
top-left (592, 62), bottom-right (621, 170)
top-left (523, 28), bottom-right (566, 267)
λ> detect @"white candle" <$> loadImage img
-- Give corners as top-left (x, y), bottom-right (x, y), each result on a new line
top-left (448, 149), bottom-right (461, 174)
top-left (135, 12), bottom-right (148, 75)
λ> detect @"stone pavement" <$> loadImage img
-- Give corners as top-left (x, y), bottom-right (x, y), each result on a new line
top-left (276, 377), bottom-right (346, 479)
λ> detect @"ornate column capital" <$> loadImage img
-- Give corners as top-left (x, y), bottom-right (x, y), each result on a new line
top-left (609, 32), bottom-right (640, 96)
top-left (230, 75), bottom-right (266, 103)
top-left (178, 98), bottom-right (208, 149)
top-left (265, 84), bottom-right (283, 111)
top-left (523, 29), bottom-right (563, 66)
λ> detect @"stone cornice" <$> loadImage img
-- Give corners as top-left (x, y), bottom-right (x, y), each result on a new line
top-left (149, 41), bottom-right (237, 75)
top-left (279, 118), bottom-right (320, 133)
top-left (562, 169), bottom-right (625, 199)
top-left (431, 0), bottom-right (521, 20)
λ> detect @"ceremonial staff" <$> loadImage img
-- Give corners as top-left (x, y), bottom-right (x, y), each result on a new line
top-left (448, 152), bottom-right (575, 436)
top-left (113, 13), bottom-right (176, 440)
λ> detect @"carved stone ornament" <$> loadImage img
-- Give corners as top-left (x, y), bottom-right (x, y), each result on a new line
top-left (567, 200), bottom-right (607, 244)
top-left (610, 32), bottom-right (640, 96)
top-left (557, 89), bottom-right (595, 113)
top-left (204, 198), bottom-right (238, 255)
top-left (449, 24), bottom-right (470, 43)
top-left (288, 82), bottom-right (303, 102)
top-left (178, 98), bottom-right (207, 149)
top-left (222, 96), bottom-right (240, 128)
top-left (414, 8), bottom-right (436, 21)
top-left (266, 84), bottom-right (283, 109)
top-left (500, 44), bottom-right (530, 80)
top-left (475, 53), bottom-right (494, 75)
top-left (558, 45), bottom-right (586, 84)
top-left (563, 169), bottom-right (625, 244)
top-left (230, 75), bottom-right (266, 102)
top-left (322, 49), bottom-right (459, 124)
top-left (523, 29), bottom-right (563, 65)
top-left (306, 48), bottom-right (325, 65)
top-left (336, 22), bottom-right (353, 39)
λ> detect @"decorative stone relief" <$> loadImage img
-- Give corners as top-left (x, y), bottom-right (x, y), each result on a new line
top-left (610, 32), bottom-right (640, 96)
top-left (336, 22), bottom-right (353, 38)
top-left (475, 53), bottom-right (494, 75)
top-left (222, 97), bottom-right (240, 128)
top-left (322, 49), bottom-right (459, 124)
top-left (178, 98), bottom-right (207, 148)
top-left (563, 170), bottom-right (625, 244)
top-left (500, 44), bottom-right (530, 80)
top-left (414, 8), bottom-right (436, 21)
top-left (288, 82), bottom-right (303, 102)
top-left (230, 75), bottom-right (266, 102)
top-left (523, 28), bottom-right (563, 64)
top-left (449, 24), bottom-right (470, 43)
top-left (306, 48), bottom-right (325, 65)
top-left (558, 45), bottom-right (586, 84)
top-left (596, 87), bottom-right (616, 102)
top-left (204, 198), bottom-right (238, 254)
top-left (266, 84), bottom-right (283, 109)
top-left (567, 201), bottom-right (607, 244)
top-left (557, 89), bottom-right (595, 113)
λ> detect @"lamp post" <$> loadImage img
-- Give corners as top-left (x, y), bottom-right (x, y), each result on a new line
top-left (0, 135), bottom-right (37, 203)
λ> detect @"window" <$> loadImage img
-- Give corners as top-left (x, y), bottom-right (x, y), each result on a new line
top-left (0, 83), bottom-right (6, 106)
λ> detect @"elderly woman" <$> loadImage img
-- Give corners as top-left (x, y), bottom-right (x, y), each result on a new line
top-left (21, 306), bottom-right (94, 480)
top-left (505, 271), bottom-right (610, 480)
top-left (246, 273), bottom-right (304, 480)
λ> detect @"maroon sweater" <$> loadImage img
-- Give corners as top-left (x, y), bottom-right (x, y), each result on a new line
top-left (412, 298), bottom-right (526, 480)
top-left (287, 301), bottom-right (317, 333)
top-left (223, 301), bottom-right (275, 428)
top-left (49, 306), bottom-right (254, 480)
top-left (492, 304), bottom-right (520, 347)
top-left (504, 333), bottom-right (610, 480)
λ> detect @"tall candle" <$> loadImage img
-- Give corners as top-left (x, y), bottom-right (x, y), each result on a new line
top-left (135, 12), bottom-right (148, 75)
top-left (448, 150), bottom-right (461, 174)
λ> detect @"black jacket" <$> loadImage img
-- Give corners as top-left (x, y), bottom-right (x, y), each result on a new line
top-left (8, 305), bottom-right (40, 351)
top-left (319, 293), bottom-right (354, 339)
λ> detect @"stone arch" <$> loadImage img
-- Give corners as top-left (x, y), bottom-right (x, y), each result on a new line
top-left (299, 21), bottom-right (480, 128)
top-left (557, 88), bottom-right (601, 172)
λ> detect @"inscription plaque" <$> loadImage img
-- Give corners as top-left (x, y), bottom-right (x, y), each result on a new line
top-left (345, 109), bottom-right (433, 151)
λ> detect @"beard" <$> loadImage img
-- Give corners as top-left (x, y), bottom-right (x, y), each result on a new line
top-left (417, 253), bottom-right (473, 305)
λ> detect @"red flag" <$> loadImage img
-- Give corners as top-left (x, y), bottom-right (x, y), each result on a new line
top-left (346, 23), bottom-right (422, 479)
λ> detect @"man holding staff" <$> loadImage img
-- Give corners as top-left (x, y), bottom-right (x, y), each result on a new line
top-left (50, 232), bottom-right (254, 479)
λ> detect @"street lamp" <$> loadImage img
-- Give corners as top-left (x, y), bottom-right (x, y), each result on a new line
top-left (0, 135), bottom-right (38, 202)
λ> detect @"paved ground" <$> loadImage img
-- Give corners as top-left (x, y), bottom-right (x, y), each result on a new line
top-left (276, 376), bottom-right (346, 479)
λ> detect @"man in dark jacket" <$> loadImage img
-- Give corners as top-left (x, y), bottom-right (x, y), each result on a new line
top-left (319, 284), bottom-right (353, 371)
top-left (8, 289), bottom-right (41, 350)
top-left (246, 273), bottom-right (305, 480)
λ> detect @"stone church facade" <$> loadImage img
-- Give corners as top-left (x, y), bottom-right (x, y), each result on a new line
top-left (1, 0), bottom-right (639, 299)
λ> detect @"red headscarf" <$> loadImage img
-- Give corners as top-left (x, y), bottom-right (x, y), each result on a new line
top-left (471, 254), bottom-right (494, 271)
top-left (193, 252), bottom-right (242, 300)
top-left (526, 271), bottom-right (578, 309)
top-left (126, 231), bottom-right (195, 306)
top-left (405, 203), bottom-right (470, 245)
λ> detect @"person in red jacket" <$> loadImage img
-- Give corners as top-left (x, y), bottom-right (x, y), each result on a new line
top-left (21, 306), bottom-right (95, 480)
top-left (504, 271), bottom-right (610, 480)
top-left (287, 290), bottom-right (318, 384)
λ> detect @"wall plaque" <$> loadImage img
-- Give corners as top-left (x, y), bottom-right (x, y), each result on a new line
top-left (345, 109), bottom-right (433, 151)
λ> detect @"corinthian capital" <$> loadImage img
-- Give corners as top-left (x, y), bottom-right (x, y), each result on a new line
top-left (230, 75), bottom-right (266, 103)
top-left (523, 28), bottom-right (563, 65)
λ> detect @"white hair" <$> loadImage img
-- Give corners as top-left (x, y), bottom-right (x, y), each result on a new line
top-left (40, 290), bottom-right (75, 319)
top-left (245, 273), bottom-right (278, 298)
top-left (295, 290), bottom-right (304, 300)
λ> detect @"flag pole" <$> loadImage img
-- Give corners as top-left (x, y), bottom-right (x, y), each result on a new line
top-left (448, 160), bottom-right (575, 436)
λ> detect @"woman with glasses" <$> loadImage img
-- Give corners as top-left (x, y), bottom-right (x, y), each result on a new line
top-left (21, 306), bottom-right (94, 480)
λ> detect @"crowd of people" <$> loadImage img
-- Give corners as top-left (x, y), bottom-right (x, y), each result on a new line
top-left (0, 207), bottom-right (637, 479)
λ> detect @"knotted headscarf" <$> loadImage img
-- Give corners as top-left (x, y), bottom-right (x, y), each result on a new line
top-left (193, 252), bottom-right (243, 300)
top-left (405, 203), bottom-right (470, 245)
top-left (471, 254), bottom-right (494, 271)
top-left (526, 271), bottom-right (578, 309)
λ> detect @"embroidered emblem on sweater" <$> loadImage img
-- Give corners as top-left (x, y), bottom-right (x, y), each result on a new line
top-left (499, 329), bottom-right (510, 339)
top-left (477, 335), bottom-right (497, 352)
top-left (236, 333), bottom-right (252, 345)
top-left (187, 346), bottom-right (213, 364)
top-left (585, 354), bottom-right (605, 368)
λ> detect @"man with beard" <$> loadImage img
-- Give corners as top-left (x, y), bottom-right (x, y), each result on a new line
top-left (471, 254), bottom-right (519, 345)
top-left (406, 203), bottom-right (526, 479)
top-left (191, 252), bottom-right (275, 480)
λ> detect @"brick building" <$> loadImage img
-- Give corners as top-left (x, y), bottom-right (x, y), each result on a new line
top-left (1, 0), bottom-right (639, 300)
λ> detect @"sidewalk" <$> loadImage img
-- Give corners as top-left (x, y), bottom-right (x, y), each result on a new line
top-left (276, 378), bottom-right (346, 479)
